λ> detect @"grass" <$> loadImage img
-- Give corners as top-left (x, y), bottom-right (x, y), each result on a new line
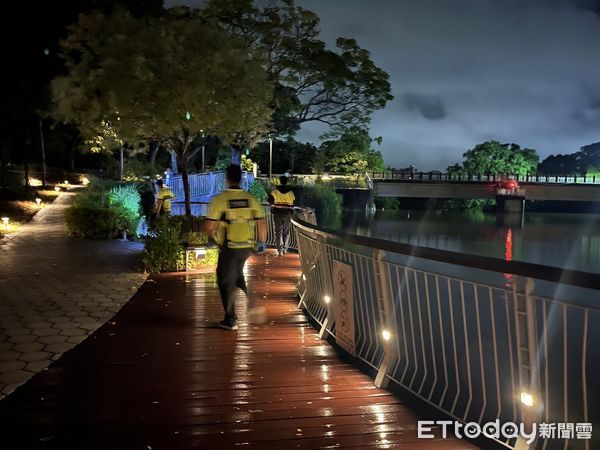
top-left (0, 187), bottom-right (63, 237)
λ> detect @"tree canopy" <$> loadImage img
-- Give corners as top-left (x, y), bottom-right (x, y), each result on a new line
top-left (456, 141), bottom-right (539, 177)
top-left (314, 127), bottom-right (385, 174)
top-left (538, 143), bottom-right (600, 175)
top-left (53, 9), bottom-right (274, 214)
top-left (202, 0), bottom-right (393, 136)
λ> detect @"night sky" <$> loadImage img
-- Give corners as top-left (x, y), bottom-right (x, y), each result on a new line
top-left (166, 0), bottom-right (600, 170)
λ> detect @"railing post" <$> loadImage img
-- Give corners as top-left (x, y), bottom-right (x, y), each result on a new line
top-left (372, 249), bottom-right (397, 389)
top-left (317, 234), bottom-right (335, 339)
top-left (513, 277), bottom-right (540, 450)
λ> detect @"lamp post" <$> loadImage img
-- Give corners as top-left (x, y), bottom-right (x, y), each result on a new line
top-left (269, 138), bottom-right (273, 179)
top-left (201, 130), bottom-right (205, 173)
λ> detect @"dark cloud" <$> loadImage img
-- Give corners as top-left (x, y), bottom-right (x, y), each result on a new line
top-left (402, 93), bottom-right (446, 120)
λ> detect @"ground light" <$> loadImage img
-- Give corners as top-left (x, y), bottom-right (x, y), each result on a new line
top-left (324, 295), bottom-right (331, 304)
top-left (2, 217), bottom-right (9, 227)
top-left (54, 186), bottom-right (60, 192)
top-left (520, 391), bottom-right (535, 407)
top-left (35, 198), bottom-right (42, 206)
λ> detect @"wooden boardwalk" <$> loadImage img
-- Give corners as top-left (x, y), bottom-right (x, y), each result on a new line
top-left (0, 253), bottom-right (475, 449)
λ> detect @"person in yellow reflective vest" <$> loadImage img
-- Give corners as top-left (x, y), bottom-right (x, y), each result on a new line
top-left (205, 165), bottom-right (267, 331)
top-left (269, 175), bottom-right (295, 256)
top-left (155, 179), bottom-right (174, 217)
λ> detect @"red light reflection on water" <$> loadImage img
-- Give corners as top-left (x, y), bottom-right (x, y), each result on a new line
top-left (504, 228), bottom-right (514, 288)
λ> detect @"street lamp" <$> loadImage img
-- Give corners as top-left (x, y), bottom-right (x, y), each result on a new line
top-left (201, 130), bottom-right (205, 173)
top-left (269, 138), bottom-right (273, 179)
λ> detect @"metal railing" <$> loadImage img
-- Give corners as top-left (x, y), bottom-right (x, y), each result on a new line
top-left (293, 217), bottom-right (600, 450)
top-left (169, 171), bottom-right (254, 201)
top-left (368, 171), bottom-right (600, 184)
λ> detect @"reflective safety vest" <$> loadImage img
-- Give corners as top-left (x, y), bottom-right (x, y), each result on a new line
top-left (271, 188), bottom-right (295, 209)
top-left (207, 189), bottom-right (265, 249)
top-left (157, 187), bottom-right (174, 212)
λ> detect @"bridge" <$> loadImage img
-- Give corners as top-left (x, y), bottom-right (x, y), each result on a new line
top-left (166, 171), bottom-right (600, 206)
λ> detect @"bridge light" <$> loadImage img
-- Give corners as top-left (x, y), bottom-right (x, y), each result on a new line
top-left (382, 329), bottom-right (391, 341)
top-left (323, 295), bottom-right (330, 304)
top-left (520, 391), bottom-right (535, 407)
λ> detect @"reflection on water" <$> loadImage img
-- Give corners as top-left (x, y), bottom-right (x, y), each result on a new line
top-left (338, 209), bottom-right (600, 273)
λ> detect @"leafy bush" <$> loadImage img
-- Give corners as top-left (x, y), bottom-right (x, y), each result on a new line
top-left (294, 185), bottom-right (342, 227)
top-left (374, 197), bottom-right (399, 210)
top-left (66, 180), bottom-right (142, 238)
top-left (65, 206), bottom-right (124, 238)
top-left (142, 216), bottom-right (183, 272)
top-left (107, 185), bottom-right (141, 233)
top-left (249, 180), bottom-right (268, 203)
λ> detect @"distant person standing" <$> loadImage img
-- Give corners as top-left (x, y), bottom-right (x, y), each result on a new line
top-left (155, 179), bottom-right (174, 217)
top-left (205, 164), bottom-right (267, 331)
top-left (269, 175), bottom-right (295, 256)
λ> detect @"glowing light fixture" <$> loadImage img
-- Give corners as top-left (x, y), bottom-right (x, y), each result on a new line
top-left (64, 180), bottom-right (69, 185)
top-left (2, 217), bottom-right (9, 226)
top-left (185, 111), bottom-right (191, 120)
top-left (35, 198), bottom-right (42, 206)
top-left (324, 295), bottom-right (331, 304)
top-left (54, 186), bottom-right (60, 192)
top-left (520, 391), bottom-right (534, 407)
top-left (81, 176), bottom-right (90, 186)
top-left (302, 274), bottom-right (306, 281)
top-left (382, 329), bottom-right (391, 341)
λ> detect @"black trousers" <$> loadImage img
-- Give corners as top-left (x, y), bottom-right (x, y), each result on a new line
top-left (216, 246), bottom-right (252, 324)
top-left (273, 211), bottom-right (292, 253)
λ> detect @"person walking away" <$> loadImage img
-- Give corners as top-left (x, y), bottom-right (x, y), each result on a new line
top-left (205, 164), bottom-right (267, 331)
top-left (269, 175), bottom-right (295, 256)
top-left (155, 179), bottom-right (174, 218)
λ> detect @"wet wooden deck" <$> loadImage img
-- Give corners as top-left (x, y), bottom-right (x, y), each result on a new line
top-left (0, 252), bottom-right (475, 449)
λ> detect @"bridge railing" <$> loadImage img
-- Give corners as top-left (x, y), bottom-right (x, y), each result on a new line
top-left (369, 171), bottom-right (600, 184)
top-left (293, 217), bottom-right (599, 450)
top-left (169, 171), bottom-right (253, 200)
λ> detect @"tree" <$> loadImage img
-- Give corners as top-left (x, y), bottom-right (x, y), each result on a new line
top-left (0, 0), bottom-right (164, 184)
top-left (52, 10), bottom-right (273, 215)
top-left (202, 0), bottom-right (393, 136)
top-left (461, 141), bottom-right (539, 177)
top-left (314, 127), bottom-right (385, 174)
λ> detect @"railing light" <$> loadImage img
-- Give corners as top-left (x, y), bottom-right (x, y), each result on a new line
top-left (520, 391), bottom-right (534, 407)
top-left (382, 329), bottom-right (391, 341)
top-left (324, 295), bottom-right (330, 304)
top-left (302, 274), bottom-right (306, 281)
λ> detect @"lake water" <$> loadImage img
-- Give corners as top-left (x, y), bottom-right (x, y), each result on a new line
top-left (338, 209), bottom-right (600, 274)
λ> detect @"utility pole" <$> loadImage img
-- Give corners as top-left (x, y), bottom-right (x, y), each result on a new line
top-left (269, 138), bottom-right (273, 179)
top-left (39, 117), bottom-right (47, 187)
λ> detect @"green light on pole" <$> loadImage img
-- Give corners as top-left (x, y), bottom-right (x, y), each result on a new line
top-left (185, 111), bottom-right (191, 121)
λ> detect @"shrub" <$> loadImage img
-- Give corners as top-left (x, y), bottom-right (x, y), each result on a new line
top-left (107, 185), bottom-right (141, 233)
top-left (374, 197), bottom-right (399, 210)
top-left (249, 180), bottom-right (268, 203)
top-left (65, 206), bottom-right (124, 239)
top-left (142, 216), bottom-right (183, 272)
top-left (66, 181), bottom-right (142, 238)
top-left (294, 185), bottom-right (342, 227)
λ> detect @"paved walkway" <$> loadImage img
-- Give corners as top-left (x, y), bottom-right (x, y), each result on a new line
top-left (0, 254), bottom-right (475, 450)
top-left (0, 189), bottom-right (147, 398)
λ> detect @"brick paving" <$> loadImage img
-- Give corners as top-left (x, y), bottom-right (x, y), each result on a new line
top-left (0, 188), bottom-right (147, 398)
